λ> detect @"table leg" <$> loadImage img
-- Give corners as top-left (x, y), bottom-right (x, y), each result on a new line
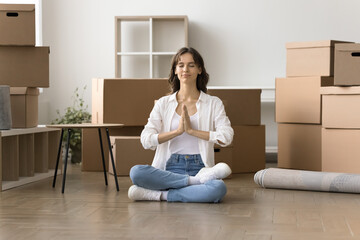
top-left (53, 128), bottom-right (64, 188)
top-left (62, 129), bottom-right (72, 194)
top-left (105, 128), bottom-right (119, 191)
top-left (98, 128), bottom-right (108, 186)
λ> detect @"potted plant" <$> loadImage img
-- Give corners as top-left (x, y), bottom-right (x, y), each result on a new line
top-left (52, 86), bottom-right (91, 164)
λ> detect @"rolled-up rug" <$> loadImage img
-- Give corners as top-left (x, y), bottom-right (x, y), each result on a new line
top-left (254, 168), bottom-right (360, 193)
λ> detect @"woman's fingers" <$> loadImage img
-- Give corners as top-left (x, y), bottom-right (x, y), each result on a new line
top-left (181, 104), bottom-right (186, 116)
top-left (177, 105), bottom-right (185, 134)
top-left (182, 104), bottom-right (189, 118)
top-left (181, 104), bottom-right (192, 132)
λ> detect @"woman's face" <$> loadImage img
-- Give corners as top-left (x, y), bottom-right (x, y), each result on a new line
top-left (175, 53), bottom-right (202, 85)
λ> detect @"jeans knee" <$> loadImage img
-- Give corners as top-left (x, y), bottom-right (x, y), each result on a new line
top-left (206, 180), bottom-right (227, 203)
top-left (129, 165), bottom-right (149, 185)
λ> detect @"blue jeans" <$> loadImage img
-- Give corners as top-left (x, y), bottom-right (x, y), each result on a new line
top-left (129, 154), bottom-right (227, 203)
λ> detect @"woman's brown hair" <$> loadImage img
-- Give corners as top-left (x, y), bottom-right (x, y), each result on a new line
top-left (168, 47), bottom-right (209, 93)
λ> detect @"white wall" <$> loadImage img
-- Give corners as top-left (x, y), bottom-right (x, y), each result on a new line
top-left (40, 0), bottom-right (360, 150)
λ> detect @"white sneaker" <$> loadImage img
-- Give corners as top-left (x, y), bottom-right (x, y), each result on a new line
top-left (128, 185), bottom-right (161, 201)
top-left (195, 162), bottom-right (232, 183)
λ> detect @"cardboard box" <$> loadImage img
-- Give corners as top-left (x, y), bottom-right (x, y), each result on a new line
top-left (334, 43), bottom-right (360, 86)
top-left (231, 125), bottom-right (265, 173)
top-left (92, 78), bottom-right (169, 126)
top-left (81, 126), bottom-right (143, 171)
top-left (0, 46), bottom-right (50, 87)
top-left (214, 144), bottom-right (232, 166)
top-left (286, 40), bottom-right (351, 77)
top-left (82, 124), bottom-right (264, 174)
top-left (275, 76), bottom-right (333, 124)
top-left (109, 136), bottom-right (154, 176)
top-left (321, 86), bottom-right (360, 129)
top-left (322, 128), bottom-right (360, 173)
top-left (207, 88), bottom-right (261, 125)
top-left (214, 145), bottom-right (233, 178)
top-left (10, 87), bottom-right (39, 128)
top-left (278, 123), bottom-right (322, 171)
top-left (0, 4), bottom-right (35, 46)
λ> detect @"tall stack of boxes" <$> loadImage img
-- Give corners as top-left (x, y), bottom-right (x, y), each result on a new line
top-left (0, 4), bottom-right (54, 185)
top-left (208, 88), bottom-right (265, 173)
top-left (276, 40), bottom-right (351, 171)
top-left (321, 43), bottom-right (360, 173)
top-left (0, 4), bottom-right (50, 128)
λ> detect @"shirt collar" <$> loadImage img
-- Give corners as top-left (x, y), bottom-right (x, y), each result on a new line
top-left (198, 91), bottom-right (208, 103)
top-left (169, 90), bottom-right (208, 103)
top-left (169, 92), bottom-right (177, 102)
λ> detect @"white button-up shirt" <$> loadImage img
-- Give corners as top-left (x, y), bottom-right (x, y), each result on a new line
top-left (140, 91), bottom-right (234, 170)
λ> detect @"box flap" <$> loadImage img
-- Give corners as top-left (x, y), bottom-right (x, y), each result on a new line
top-left (286, 40), bottom-right (353, 49)
top-left (10, 87), bottom-right (39, 95)
top-left (320, 86), bottom-right (360, 95)
top-left (0, 4), bottom-right (35, 12)
top-left (336, 43), bottom-right (360, 52)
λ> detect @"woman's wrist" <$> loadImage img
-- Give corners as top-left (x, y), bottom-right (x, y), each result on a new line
top-left (158, 130), bottom-right (182, 144)
top-left (187, 129), bottom-right (210, 141)
top-left (186, 128), bottom-right (195, 136)
top-left (175, 129), bottom-right (184, 136)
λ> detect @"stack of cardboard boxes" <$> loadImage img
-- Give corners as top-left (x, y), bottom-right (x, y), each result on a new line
top-left (321, 43), bottom-right (360, 173)
top-left (275, 40), bottom-right (351, 171)
top-left (208, 88), bottom-right (265, 173)
top-left (0, 4), bottom-right (50, 128)
top-left (0, 4), bottom-right (55, 186)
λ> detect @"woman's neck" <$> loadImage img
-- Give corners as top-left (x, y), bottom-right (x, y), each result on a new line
top-left (177, 85), bottom-right (200, 102)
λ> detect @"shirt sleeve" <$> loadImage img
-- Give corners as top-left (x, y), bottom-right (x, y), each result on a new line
top-left (208, 98), bottom-right (234, 147)
top-left (140, 99), bottom-right (163, 150)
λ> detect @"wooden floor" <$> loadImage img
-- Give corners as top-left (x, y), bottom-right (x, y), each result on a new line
top-left (1, 164), bottom-right (360, 240)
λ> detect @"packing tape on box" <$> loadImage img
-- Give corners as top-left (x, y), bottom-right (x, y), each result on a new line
top-left (254, 168), bottom-right (360, 193)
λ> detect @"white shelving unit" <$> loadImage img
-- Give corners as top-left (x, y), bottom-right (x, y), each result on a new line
top-left (115, 16), bottom-right (188, 78)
